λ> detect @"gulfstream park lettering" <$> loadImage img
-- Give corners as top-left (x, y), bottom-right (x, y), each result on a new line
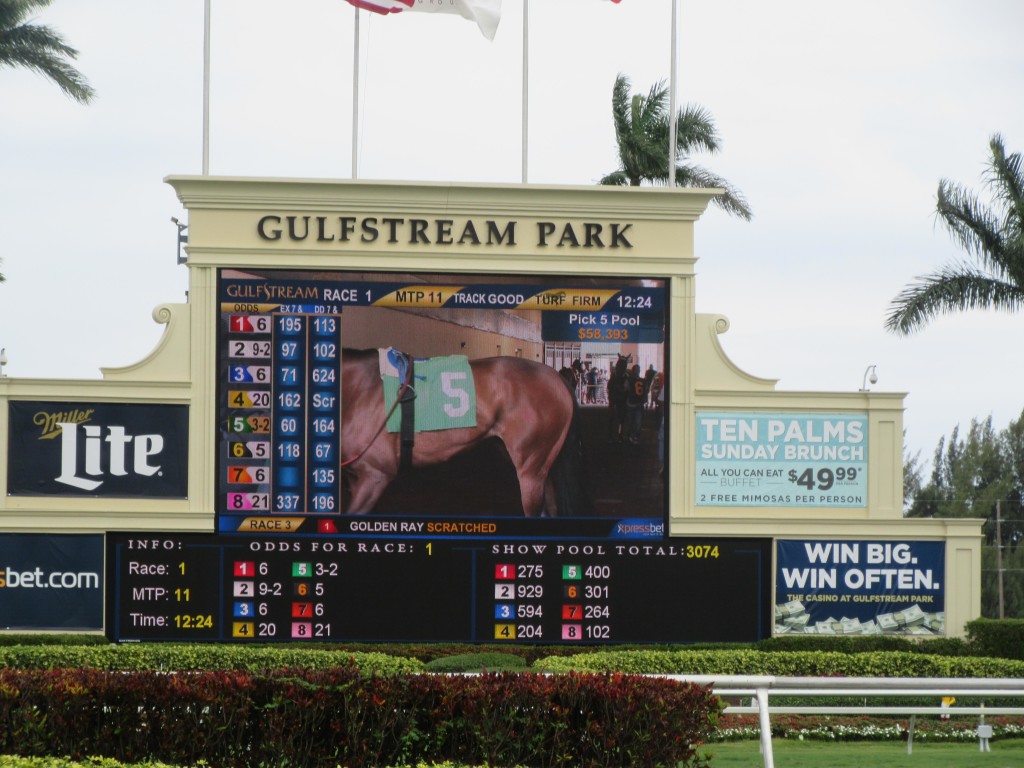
top-left (256, 215), bottom-right (633, 249)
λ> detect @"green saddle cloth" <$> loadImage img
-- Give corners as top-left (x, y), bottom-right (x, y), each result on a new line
top-left (381, 351), bottom-right (477, 433)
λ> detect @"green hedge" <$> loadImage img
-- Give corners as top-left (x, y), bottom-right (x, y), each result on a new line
top-left (0, 762), bottom-right (500, 768)
top-left (6, 644), bottom-right (1024, 679)
top-left (966, 618), bottom-right (1024, 661)
top-left (0, 644), bottom-right (422, 675)
top-left (0, 635), bottom-right (107, 648)
top-left (534, 649), bottom-right (1024, 677)
top-left (0, 667), bottom-right (719, 768)
top-left (7, 631), bottom-right (1024, 661)
top-left (423, 652), bottom-right (528, 673)
top-left (754, 634), bottom-right (972, 655)
top-left (0, 761), bottom-right (181, 768)
top-left (0, 760), bottom-right (180, 768)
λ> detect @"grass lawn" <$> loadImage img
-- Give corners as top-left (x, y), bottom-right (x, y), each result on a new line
top-left (699, 739), bottom-right (1024, 767)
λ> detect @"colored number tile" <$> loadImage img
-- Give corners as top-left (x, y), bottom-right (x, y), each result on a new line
top-left (494, 623), bottom-right (517, 640)
top-left (561, 624), bottom-right (583, 641)
top-left (562, 564), bottom-right (582, 580)
top-left (494, 604), bottom-right (516, 620)
top-left (291, 622), bottom-right (312, 639)
top-left (291, 562), bottom-right (312, 578)
top-left (493, 584), bottom-right (514, 599)
top-left (561, 604), bottom-right (582, 620)
top-left (233, 601), bottom-right (255, 618)
top-left (291, 602), bottom-right (313, 618)
top-left (232, 621), bottom-right (254, 638)
top-left (232, 581), bottom-right (254, 597)
top-left (494, 563), bottom-right (516, 580)
top-left (233, 561), bottom-right (256, 577)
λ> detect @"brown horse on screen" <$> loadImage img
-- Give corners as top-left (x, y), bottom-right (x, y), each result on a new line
top-left (339, 349), bottom-right (590, 517)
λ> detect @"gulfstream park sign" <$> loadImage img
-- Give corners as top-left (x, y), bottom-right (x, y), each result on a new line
top-left (256, 214), bottom-right (634, 249)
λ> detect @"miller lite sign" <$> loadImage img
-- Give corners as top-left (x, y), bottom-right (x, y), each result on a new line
top-left (7, 402), bottom-right (188, 497)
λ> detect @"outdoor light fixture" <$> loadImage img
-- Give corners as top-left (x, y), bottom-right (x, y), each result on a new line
top-left (860, 364), bottom-right (878, 392)
top-left (0, 347), bottom-right (7, 377)
top-left (171, 217), bottom-right (189, 265)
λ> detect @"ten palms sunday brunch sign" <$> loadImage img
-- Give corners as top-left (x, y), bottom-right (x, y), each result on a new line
top-left (696, 412), bottom-right (868, 507)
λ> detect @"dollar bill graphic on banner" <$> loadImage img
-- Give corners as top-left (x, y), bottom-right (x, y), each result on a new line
top-left (781, 603), bottom-right (944, 636)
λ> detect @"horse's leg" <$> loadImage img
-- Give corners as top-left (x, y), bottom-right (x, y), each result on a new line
top-left (345, 464), bottom-right (395, 515)
top-left (505, 420), bottom-right (571, 517)
top-left (516, 465), bottom-right (549, 518)
top-left (542, 476), bottom-right (558, 518)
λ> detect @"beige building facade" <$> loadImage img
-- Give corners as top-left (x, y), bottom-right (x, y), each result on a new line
top-left (0, 177), bottom-right (982, 638)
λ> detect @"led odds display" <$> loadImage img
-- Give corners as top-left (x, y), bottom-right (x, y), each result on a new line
top-left (107, 534), bottom-right (771, 643)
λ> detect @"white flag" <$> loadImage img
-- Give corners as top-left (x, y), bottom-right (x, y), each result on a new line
top-left (347, 0), bottom-right (502, 41)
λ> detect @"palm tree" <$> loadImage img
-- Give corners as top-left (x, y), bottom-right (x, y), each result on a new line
top-left (599, 73), bottom-right (751, 220)
top-left (886, 134), bottom-right (1024, 334)
top-left (0, 0), bottom-right (94, 104)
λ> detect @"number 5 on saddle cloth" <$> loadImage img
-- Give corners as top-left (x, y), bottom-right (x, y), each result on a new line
top-left (379, 347), bottom-right (478, 469)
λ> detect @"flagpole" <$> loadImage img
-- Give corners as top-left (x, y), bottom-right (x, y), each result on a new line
top-left (352, 8), bottom-right (360, 179)
top-left (522, 0), bottom-right (529, 183)
top-left (668, 0), bottom-right (678, 186)
top-left (202, 0), bottom-right (211, 175)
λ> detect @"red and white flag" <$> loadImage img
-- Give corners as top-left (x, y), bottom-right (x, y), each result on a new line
top-left (346, 0), bottom-right (413, 12)
top-left (346, 0), bottom-right (502, 41)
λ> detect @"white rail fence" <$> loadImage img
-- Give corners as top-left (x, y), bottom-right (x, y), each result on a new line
top-left (667, 675), bottom-right (1024, 768)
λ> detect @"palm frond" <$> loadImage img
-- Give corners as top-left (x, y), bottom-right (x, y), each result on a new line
top-left (936, 179), bottom-right (1005, 266)
top-left (610, 74), bottom-right (632, 146)
top-left (598, 171), bottom-right (629, 187)
top-left (636, 79), bottom-right (669, 129)
top-left (985, 135), bottom-right (1024, 293)
top-left (885, 263), bottom-right (1024, 334)
top-left (674, 104), bottom-right (720, 155)
top-left (675, 164), bottom-right (752, 220)
top-left (0, 0), bottom-right (43, 29)
top-left (986, 134), bottom-right (1024, 244)
top-left (0, 0), bottom-right (94, 103)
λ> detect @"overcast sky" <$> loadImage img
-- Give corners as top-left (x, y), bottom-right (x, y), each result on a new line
top-left (1, 0), bottom-right (1022, 469)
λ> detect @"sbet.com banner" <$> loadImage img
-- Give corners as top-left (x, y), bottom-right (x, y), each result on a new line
top-left (0, 534), bottom-right (103, 630)
top-left (696, 412), bottom-right (867, 507)
top-left (775, 539), bottom-right (945, 637)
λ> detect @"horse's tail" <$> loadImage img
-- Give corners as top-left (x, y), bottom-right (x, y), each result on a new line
top-left (551, 381), bottom-right (593, 517)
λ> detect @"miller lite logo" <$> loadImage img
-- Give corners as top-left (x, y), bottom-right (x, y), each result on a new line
top-left (8, 402), bottom-right (188, 498)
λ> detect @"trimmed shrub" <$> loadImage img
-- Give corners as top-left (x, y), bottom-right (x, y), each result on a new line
top-left (966, 618), bottom-right (1024, 661)
top-left (0, 667), bottom-right (719, 768)
top-left (0, 645), bottom-right (423, 675)
top-left (533, 649), bottom-right (1024, 678)
top-left (0, 635), bottom-right (106, 648)
top-left (423, 652), bottom-right (528, 673)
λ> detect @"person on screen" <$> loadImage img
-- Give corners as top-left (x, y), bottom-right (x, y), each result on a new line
top-left (624, 364), bottom-right (647, 444)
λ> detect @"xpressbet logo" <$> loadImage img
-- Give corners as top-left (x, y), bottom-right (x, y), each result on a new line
top-left (32, 409), bottom-right (165, 491)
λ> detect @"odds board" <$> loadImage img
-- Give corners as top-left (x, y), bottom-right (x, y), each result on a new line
top-left (221, 310), bottom-right (343, 520)
top-left (107, 533), bottom-right (771, 643)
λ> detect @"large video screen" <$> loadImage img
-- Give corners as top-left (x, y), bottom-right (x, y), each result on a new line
top-left (106, 269), bottom-right (773, 645)
top-left (216, 269), bottom-right (669, 540)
